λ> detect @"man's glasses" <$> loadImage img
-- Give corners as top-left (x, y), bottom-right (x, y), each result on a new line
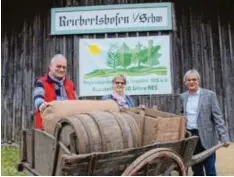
top-left (115, 81), bottom-right (125, 85)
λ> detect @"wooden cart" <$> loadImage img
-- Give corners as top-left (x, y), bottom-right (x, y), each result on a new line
top-left (17, 120), bottom-right (222, 176)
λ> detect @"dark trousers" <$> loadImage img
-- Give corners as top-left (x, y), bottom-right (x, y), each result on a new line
top-left (188, 129), bottom-right (217, 176)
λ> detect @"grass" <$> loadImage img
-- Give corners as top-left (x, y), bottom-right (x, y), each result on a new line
top-left (83, 66), bottom-right (168, 78)
top-left (1, 146), bottom-right (26, 176)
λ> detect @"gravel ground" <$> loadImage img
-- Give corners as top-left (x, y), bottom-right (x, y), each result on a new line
top-left (188, 142), bottom-right (234, 176)
top-left (216, 142), bottom-right (234, 176)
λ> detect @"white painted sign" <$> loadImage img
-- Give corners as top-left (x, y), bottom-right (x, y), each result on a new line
top-left (51, 3), bottom-right (172, 35)
top-left (79, 36), bottom-right (172, 96)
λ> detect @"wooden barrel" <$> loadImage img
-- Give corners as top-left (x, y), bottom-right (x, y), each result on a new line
top-left (42, 100), bottom-right (120, 134)
top-left (58, 111), bottom-right (141, 154)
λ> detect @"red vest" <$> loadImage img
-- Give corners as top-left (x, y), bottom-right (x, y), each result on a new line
top-left (35, 73), bottom-right (76, 129)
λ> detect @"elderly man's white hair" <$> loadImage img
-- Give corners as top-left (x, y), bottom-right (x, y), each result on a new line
top-left (50, 54), bottom-right (67, 64)
top-left (183, 69), bottom-right (201, 82)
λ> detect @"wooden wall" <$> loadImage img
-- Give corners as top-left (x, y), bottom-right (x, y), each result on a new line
top-left (1, 0), bottom-right (234, 144)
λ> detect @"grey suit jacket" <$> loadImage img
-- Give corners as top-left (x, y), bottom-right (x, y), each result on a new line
top-left (180, 88), bottom-right (230, 149)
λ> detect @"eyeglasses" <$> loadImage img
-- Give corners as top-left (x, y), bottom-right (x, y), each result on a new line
top-left (115, 82), bottom-right (125, 85)
top-left (187, 78), bottom-right (198, 81)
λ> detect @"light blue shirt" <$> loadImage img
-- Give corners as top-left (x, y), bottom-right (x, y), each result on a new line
top-left (186, 88), bottom-right (200, 129)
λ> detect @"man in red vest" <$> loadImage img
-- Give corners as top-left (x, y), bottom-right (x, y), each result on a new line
top-left (33, 54), bottom-right (77, 129)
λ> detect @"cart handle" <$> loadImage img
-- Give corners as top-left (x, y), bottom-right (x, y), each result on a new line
top-left (189, 143), bottom-right (223, 166)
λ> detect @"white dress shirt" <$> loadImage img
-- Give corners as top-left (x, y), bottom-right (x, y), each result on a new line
top-left (186, 88), bottom-right (200, 129)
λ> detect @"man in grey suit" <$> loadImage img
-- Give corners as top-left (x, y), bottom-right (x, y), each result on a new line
top-left (180, 69), bottom-right (230, 176)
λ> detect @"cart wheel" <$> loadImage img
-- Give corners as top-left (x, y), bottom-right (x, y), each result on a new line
top-left (121, 148), bottom-right (187, 176)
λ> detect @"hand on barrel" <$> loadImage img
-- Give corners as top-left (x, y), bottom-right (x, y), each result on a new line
top-left (138, 105), bottom-right (146, 109)
top-left (223, 142), bottom-right (230, 147)
top-left (39, 102), bottom-right (48, 112)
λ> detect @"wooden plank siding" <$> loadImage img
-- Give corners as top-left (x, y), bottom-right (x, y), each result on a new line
top-left (1, 0), bottom-right (234, 144)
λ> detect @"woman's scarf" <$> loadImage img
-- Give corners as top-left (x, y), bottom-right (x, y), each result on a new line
top-left (111, 92), bottom-right (129, 108)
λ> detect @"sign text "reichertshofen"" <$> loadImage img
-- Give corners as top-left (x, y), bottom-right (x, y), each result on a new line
top-left (51, 3), bottom-right (172, 35)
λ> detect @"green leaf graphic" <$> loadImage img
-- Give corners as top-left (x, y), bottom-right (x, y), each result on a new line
top-left (106, 44), bottom-right (120, 69)
top-left (118, 42), bottom-right (132, 69)
top-left (132, 42), bottom-right (146, 67)
top-left (146, 45), bottom-right (161, 66)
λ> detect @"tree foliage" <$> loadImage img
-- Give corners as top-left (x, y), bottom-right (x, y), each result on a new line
top-left (106, 40), bottom-right (162, 69)
top-left (106, 43), bottom-right (120, 69)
